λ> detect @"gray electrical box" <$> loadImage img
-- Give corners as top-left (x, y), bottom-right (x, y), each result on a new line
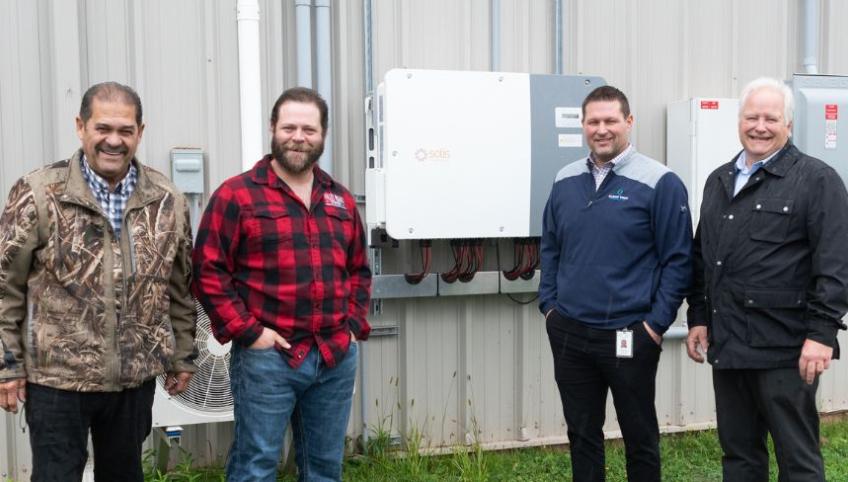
top-left (791, 74), bottom-right (848, 182)
top-left (170, 148), bottom-right (205, 194)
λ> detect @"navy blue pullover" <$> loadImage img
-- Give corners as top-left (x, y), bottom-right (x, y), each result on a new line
top-left (539, 149), bottom-right (693, 335)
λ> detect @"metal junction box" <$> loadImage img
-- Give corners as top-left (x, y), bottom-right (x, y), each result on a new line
top-left (170, 148), bottom-right (205, 195)
top-left (791, 74), bottom-right (848, 182)
top-left (366, 69), bottom-right (604, 240)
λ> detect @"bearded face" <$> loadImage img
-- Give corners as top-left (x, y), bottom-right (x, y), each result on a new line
top-left (271, 135), bottom-right (325, 175)
top-left (269, 101), bottom-right (326, 176)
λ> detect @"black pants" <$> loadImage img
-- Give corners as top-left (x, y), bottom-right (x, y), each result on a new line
top-left (546, 311), bottom-right (662, 482)
top-left (713, 368), bottom-right (824, 482)
top-left (24, 380), bottom-right (156, 482)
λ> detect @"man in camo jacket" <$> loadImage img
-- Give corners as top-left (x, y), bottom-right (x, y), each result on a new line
top-left (0, 82), bottom-right (197, 482)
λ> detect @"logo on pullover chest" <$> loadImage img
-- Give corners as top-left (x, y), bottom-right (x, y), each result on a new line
top-left (323, 192), bottom-right (346, 209)
top-left (608, 188), bottom-right (629, 202)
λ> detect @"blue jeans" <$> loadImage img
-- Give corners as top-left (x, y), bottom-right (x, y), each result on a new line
top-left (226, 341), bottom-right (358, 482)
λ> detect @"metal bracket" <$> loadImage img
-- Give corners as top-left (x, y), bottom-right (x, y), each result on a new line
top-left (154, 425), bottom-right (184, 473)
top-left (370, 324), bottom-right (399, 337)
top-left (369, 227), bottom-right (398, 248)
top-left (370, 247), bottom-right (383, 315)
top-left (499, 270), bottom-right (541, 294)
top-left (372, 273), bottom-right (438, 299)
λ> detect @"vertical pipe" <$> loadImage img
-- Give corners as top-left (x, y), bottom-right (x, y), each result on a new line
top-left (296, 0), bottom-right (314, 87)
top-left (802, 0), bottom-right (819, 74)
top-left (315, 0), bottom-right (333, 175)
top-left (490, 0), bottom-right (501, 71)
top-left (555, 0), bottom-right (563, 74)
top-left (236, 0), bottom-right (263, 171)
top-left (361, 0), bottom-right (375, 446)
top-left (363, 0), bottom-right (374, 96)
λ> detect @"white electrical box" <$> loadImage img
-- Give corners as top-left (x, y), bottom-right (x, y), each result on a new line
top-left (366, 69), bottom-right (604, 240)
top-left (667, 98), bottom-right (742, 225)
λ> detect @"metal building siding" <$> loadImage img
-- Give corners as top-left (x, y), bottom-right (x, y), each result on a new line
top-left (818, 331), bottom-right (848, 413)
top-left (0, 0), bottom-right (52, 197)
top-left (823, 0), bottom-right (848, 74)
top-left (3, 0), bottom-right (848, 478)
top-left (568, 0), bottom-right (798, 163)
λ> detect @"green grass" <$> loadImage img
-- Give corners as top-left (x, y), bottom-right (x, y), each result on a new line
top-left (144, 416), bottom-right (848, 481)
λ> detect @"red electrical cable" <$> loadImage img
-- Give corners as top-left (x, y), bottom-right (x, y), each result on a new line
top-left (405, 239), bottom-right (432, 284)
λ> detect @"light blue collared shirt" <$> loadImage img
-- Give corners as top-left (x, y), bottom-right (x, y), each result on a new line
top-left (733, 150), bottom-right (781, 196)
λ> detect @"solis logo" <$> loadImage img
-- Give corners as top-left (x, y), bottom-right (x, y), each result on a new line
top-left (415, 148), bottom-right (451, 161)
top-left (608, 188), bottom-right (629, 201)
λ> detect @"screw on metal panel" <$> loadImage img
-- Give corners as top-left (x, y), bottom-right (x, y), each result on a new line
top-left (408, 228), bottom-right (414, 234)
top-left (499, 226), bottom-right (504, 232)
top-left (407, 73), bottom-right (412, 79)
top-left (499, 76), bottom-right (504, 82)
top-left (392, 151), bottom-right (398, 157)
top-left (585, 79), bottom-right (591, 84)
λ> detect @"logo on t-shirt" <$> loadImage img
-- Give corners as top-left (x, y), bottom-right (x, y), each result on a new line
top-left (323, 192), bottom-right (346, 209)
top-left (608, 188), bottom-right (629, 202)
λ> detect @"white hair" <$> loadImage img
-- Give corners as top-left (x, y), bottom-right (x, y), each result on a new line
top-left (739, 77), bottom-right (794, 126)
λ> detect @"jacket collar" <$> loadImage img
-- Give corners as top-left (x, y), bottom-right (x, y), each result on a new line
top-left (718, 142), bottom-right (799, 200)
top-left (758, 142), bottom-right (800, 178)
top-left (60, 149), bottom-right (165, 211)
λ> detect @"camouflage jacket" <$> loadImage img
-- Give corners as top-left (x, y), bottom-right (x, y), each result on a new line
top-left (0, 150), bottom-right (196, 391)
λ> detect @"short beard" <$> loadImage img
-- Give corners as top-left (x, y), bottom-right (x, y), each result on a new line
top-left (271, 138), bottom-right (324, 175)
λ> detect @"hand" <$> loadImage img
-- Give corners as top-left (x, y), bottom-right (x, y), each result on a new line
top-left (799, 338), bottom-right (833, 385)
top-left (164, 372), bottom-right (193, 396)
top-left (351, 331), bottom-right (357, 342)
top-left (642, 321), bottom-right (662, 346)
top-left (0, 378), bottom-right (26, 413)
top-left (686, 326), bottom-right (709, 363)
top-left (249, 327), bottom-right (291, 351)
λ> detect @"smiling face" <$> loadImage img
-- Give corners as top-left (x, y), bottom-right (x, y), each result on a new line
top-left (582, 99), bottom-right (633, 164)
top-left (75, 98), bottom-right (144, 187)
top-left (738, 87), bottom-right (791, 165)
top-left (270, 100), bottom-right (325, 175)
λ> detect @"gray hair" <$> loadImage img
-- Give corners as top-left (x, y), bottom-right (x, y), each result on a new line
top-left (80, 82), bottom-right (143, 126)
top-left (739, 77), bottom-right (794, 126)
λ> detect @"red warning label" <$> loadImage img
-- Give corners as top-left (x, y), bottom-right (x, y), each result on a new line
top-left (700, 100), bottom-right (719, 110)
top-left (826, 104), bottom-right (838, 120)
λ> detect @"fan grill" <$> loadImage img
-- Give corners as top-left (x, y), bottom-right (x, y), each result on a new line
top-left (157, 301), bottom-right (233, 412)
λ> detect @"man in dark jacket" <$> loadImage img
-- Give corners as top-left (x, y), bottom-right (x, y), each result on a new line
top-left (686, 77), bottom-right (848, 482)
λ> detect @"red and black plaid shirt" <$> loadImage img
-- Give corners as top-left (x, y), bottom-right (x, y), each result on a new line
top-left (192, 156), bottom-right (371, 368)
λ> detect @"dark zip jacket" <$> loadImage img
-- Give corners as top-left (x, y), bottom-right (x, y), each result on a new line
top-left (540, 149), bottom-right (692, 334)
top-left (687, 143), bottom-right (848, 369)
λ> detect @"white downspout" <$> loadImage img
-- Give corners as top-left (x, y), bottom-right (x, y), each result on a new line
top-left (802, 0), bottom-right (819, 74)
top-left (296, 0), bottom-right (314, 87)
top-left (315, 0), bottom-right (333, 175)
top-left (237, 0), bottom-right (263, 172)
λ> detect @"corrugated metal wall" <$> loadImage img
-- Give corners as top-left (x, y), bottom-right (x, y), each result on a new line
top-left (3, 0), bottom-right (848, 479)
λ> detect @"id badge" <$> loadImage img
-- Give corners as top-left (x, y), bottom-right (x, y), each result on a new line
top-left (616, 329), bottom-right (633, 358)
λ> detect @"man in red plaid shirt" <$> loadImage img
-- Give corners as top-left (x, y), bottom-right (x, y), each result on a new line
top-left (192, 87), bottom-right (371, 481)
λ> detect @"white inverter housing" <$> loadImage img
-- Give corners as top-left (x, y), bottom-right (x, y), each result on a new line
top-left (366, 68), bottom-right (605, 240)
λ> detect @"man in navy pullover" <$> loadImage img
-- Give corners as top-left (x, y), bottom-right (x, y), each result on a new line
top-left (539, 85), bottom-right (692, 482)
